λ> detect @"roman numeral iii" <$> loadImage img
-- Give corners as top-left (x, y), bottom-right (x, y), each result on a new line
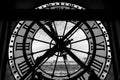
top-left (16, 42), bottom-right (30, 50)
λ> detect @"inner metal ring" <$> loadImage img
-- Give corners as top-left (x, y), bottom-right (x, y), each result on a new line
top-left (50, 36), bottom-right (72, 57)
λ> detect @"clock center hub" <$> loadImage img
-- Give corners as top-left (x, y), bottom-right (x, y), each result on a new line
top-left (50, 36), bottom-right (72, 56)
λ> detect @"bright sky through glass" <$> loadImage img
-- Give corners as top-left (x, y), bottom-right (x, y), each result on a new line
top-left (32, 21), bottom-right (89, 62)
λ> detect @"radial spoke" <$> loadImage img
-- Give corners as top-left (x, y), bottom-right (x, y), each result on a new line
top-left (63, 21), bottom-right (67, 36)
top-left (71, 38), bottom-right (87, 44)
top-left (70, 48), bottom-right (89, 54)
top-left (63, 46), bottom-right (87, 68)
top-left (62, 21), bottom-right (82, 41)
top-left (32, 49), bottom-right (49, 55)
top-left (52, 52), bottom-right (59, 76)
top-left (53, 21), bottom-right (58, 37)
top-left (14, 34), bottom-right (55, 45)
top-left (71, 33), bottom-right (105, 44)
top-left (67, 23), bottom-right (83, 40)
top-left (63, 56), bottom-right (70, 77)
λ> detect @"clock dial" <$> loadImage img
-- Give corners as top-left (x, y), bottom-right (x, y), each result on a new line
top-left (8, 2), bottom-right (111, 80)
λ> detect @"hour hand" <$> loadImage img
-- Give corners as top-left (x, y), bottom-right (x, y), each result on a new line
top-left (46, 21), bottom-right (58, 37)
top-left (35, 21), bottom-right (59, 44)
top-left (20, 44), bottom-right (58, 80)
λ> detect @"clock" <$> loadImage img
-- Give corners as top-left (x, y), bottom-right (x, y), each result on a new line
top-left (8, 2), bottom-right (111, 80)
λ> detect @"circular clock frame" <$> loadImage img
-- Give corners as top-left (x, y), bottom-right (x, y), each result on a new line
top-left (8, 2), bottom-right (111, 80)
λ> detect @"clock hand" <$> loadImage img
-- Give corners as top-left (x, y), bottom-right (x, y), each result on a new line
top-left (46, 21), bottom-right (58, 37)
top-left (54, 38), bottom-right (87, 68)
top-left (61, 21), bottom-right (82, 41)
top-left (36, 20), bottom-right (80, 46)
top-left (34, 21), bottom-right (93, 78)
top-left (35, 21), bottom-right (59, 44)
top-left (20, 44), bottom-right (58, 80)
top-left (63, 46), bottom-right (87, 68)
top-left (58, 40), bottom-right (87, 68)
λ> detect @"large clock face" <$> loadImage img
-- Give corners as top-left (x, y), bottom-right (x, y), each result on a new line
top-left (8, 2), bottom-right (111, 80)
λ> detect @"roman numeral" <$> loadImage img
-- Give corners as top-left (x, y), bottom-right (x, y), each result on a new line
top-left (91, 59), bottom-right (103, 73)
top-left (84, 22), bottom-right (98, 34)
top-left (16, 42), bottom-right (30, 50)
top-left (23, 23), bottom-right (36, 34)
top-left (18, 58), bottom-right (33, 75)
top-left (91, 41), bottom-right (105, 50)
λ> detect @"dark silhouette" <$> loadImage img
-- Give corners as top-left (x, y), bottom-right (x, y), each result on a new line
top-left (31, 70), bottom-right (43, 80)
top-left (88, 70), bottom-right (101, 80)
top-left (30, 57), bottom-right (44, 80)
top-left (63, 54), bottom-right (67, 60)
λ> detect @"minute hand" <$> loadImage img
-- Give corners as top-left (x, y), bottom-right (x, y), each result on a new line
top-left (35, 21), bottom-right (59, 43)
top-left (20, 44), bottom-right (58, 80)
top-left (62, 21), bottom-right (82, 40)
